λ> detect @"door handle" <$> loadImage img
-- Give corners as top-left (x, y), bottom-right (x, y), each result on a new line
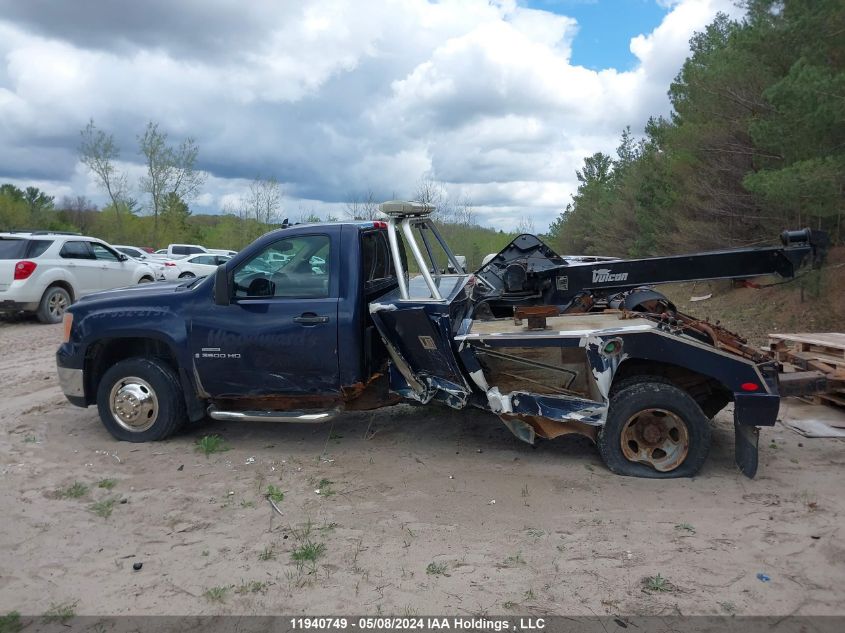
top-left (293, 313), bottom-right (330, 325)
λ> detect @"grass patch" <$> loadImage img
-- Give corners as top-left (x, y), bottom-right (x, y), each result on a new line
top-left (291, 541), bottom-right (326, 565)
top-left (316, 478), bottom-right (335, 496)
top-left (195, 435), bottom-right (230, 457)
top-left (23, 435), bottom-right (37, 443)
top-left (643, 574), bottom-right (673, 593)
top-left (0, 611), bottom-right (22, 633)
top-left (525, 528), bottom-right (544, 538)
top-left (258, 545), bottom-right (276, 561)
top-left (502, 601), bottom-right (517, 610)
top-left (89, 498), bottom-right (117, 518)
top-left (235, 580), bottom-right (269, 594)
top-left (291, 519), bottom-right (314, 541)
top-left (58, 482), bottom-right (88, 499)
top-left (203, 586), bottom-right (230, 602)
top-left (240, 499), bottom-right (255, 508)
top-left (97, 478), bottom-right (117, 490)
top-left (266, 485), bottom-right (285, 503)
top-left (719, 601), bottom-right (736, 614)
top-left (425, 561), bottom-right (449, 576)
top-left (503, 552), bottom-right (525, 566)
top-left (43, 601), bottom-right (77, 623)
top-left (674, 523), bottom-right (696, 534)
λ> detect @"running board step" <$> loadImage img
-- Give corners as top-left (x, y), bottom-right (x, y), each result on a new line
top-left (207, 406), bottom-right (335, 423)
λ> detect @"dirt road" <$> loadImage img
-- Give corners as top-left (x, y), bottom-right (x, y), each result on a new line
top-left (1, 319), bottom-right (844, 617)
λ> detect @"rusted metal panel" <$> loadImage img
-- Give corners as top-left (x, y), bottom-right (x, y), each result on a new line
top-left (513, 306), bottom-right (560, 330)
top-left (501, 413), bottom-right (598, 441)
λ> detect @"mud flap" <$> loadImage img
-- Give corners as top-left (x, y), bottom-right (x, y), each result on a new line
top-left (734, 421), bottom-right (759, 478)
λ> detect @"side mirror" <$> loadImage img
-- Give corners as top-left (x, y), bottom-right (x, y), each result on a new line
top-left (118, 253), bottom-right (128, 262)
top-left (213, 263), bottom-right (231, 306)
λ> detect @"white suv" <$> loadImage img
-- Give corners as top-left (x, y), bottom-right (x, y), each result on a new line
top-left (0, 232), bottom-right (157, 323)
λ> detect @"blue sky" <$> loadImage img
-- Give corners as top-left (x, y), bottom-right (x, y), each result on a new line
top-left (525, 0), bottom-right (671, 70)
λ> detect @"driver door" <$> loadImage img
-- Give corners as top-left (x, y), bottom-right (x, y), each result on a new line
top-left (189, 233), bottom-right (340, 401)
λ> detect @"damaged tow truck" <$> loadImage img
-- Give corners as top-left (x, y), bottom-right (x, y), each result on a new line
top-left (56, 201), bottom-right (836, 478)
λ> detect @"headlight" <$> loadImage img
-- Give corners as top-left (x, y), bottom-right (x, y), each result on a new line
top-left (62, 312), bottom-right (73, 343)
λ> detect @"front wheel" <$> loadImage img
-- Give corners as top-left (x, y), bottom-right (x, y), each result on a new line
top-left (138, 276), bottom-right (154, 284)
top-left (178, 272), bottom-right (195, 279)
top-left (96, 357), bottom-right (187, 442)
top-left (597, 378), bottom-right (710, 478)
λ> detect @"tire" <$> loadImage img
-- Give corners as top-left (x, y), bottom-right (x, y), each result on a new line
top-left (178, 272), bottom-right (195, 279)
top-left (96, 357), bottom-right (187, 442)
top-left (597, 377), bottom-right (711, 478)
top-left (36, 285), bottom-right (72, 324)
top-left (138, 276), bottom-right (154, 284)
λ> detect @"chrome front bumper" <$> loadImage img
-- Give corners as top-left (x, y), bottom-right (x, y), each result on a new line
top-left (57, 366), bottom-right (84, 398)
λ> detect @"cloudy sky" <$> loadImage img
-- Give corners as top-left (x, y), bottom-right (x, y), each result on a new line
top-left (0, 0), bottom-right (741, 230)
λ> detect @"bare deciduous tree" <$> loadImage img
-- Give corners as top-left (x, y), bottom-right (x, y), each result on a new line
top-left (138, 121), bottom-right (207, 241)
top-left (59, 195), bottom-right (97, 232)
top-left (247, 176), bottom-right (283, 225)
top-left (452, 194), bottom-right (477, 226)
top-left (79, 119), bottom-right (130, 224)
top-left (413, 177), bottom-right (445, 218)
top-left (345, 187), bottom-right (380, 220)
top-left (515, 215), bottom-right (536, 234)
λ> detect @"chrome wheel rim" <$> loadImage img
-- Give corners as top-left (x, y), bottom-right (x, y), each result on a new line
top-left (109, 376), bottom-right (159, 432)
top-left (620, 408), bottom-right (689, 472)
top-left (48, 291), bottom-right (68, 318)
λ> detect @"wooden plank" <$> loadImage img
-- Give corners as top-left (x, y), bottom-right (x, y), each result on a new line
top-left (820, 393), bottom-right (845, 407)
top-left (781, 350), bottom-right (845, 368)
top-left (768, 332), bottom-right (845, 353)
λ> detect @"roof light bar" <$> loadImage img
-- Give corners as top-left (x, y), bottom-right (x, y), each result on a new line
top-left (378, 200), bottom-right (434, 218)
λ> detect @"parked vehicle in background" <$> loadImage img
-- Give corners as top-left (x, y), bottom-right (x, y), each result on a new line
top-left (208, 248), bottom-right (238, 257)
top-left (113, 246), bottom-right (177, 282)
top-left (153, 244), bottom-right (210, 259)
top-left (172, 253), bottom-right (232, 279)
top-left (113, 245), bottom-right (154, 261)
top-left (1, 232), bottom-right (156, 323)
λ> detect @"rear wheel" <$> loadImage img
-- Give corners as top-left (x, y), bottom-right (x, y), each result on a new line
top-left (37, 286), bottom-right (71, 324)
top-left (96, 357), bottom-right (187, 442)
top-left (597, 378), bottom-right (710, 478)
top-left (178, 272), bottom-right (195, 279)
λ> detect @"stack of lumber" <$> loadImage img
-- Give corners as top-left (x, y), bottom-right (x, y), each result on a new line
top-left (769, 333), bottom-right (845, 407)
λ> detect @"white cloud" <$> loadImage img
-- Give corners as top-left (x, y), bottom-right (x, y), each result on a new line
top-left (0, 0), bottom-right (741, 231)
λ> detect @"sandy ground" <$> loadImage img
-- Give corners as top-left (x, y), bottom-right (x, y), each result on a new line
top-left (1, 319), bottom-right (844, 618)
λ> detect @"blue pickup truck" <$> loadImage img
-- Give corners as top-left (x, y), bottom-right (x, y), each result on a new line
top-left (56, 202), bottom-right (829, 478)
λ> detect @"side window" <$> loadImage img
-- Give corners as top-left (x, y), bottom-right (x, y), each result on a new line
top-left (28, 240), bottom-right (53, 258)
top-left (60, 241), bottom-right (93, 260)
top-left (361, 231), bottom-right (392, 283)
top-left (90, 243), bottom-right (120, 262)
top-left (233, 235), bottom-right (331, 299)
top-left (193, 255), bottom-right (215, 265)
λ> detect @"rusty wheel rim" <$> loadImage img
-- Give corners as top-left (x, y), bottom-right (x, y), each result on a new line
top-left (620, 408), bottom-right (690, 472)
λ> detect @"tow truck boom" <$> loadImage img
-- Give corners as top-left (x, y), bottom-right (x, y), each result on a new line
top-left (477, 228), bottom-right (827, 313)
